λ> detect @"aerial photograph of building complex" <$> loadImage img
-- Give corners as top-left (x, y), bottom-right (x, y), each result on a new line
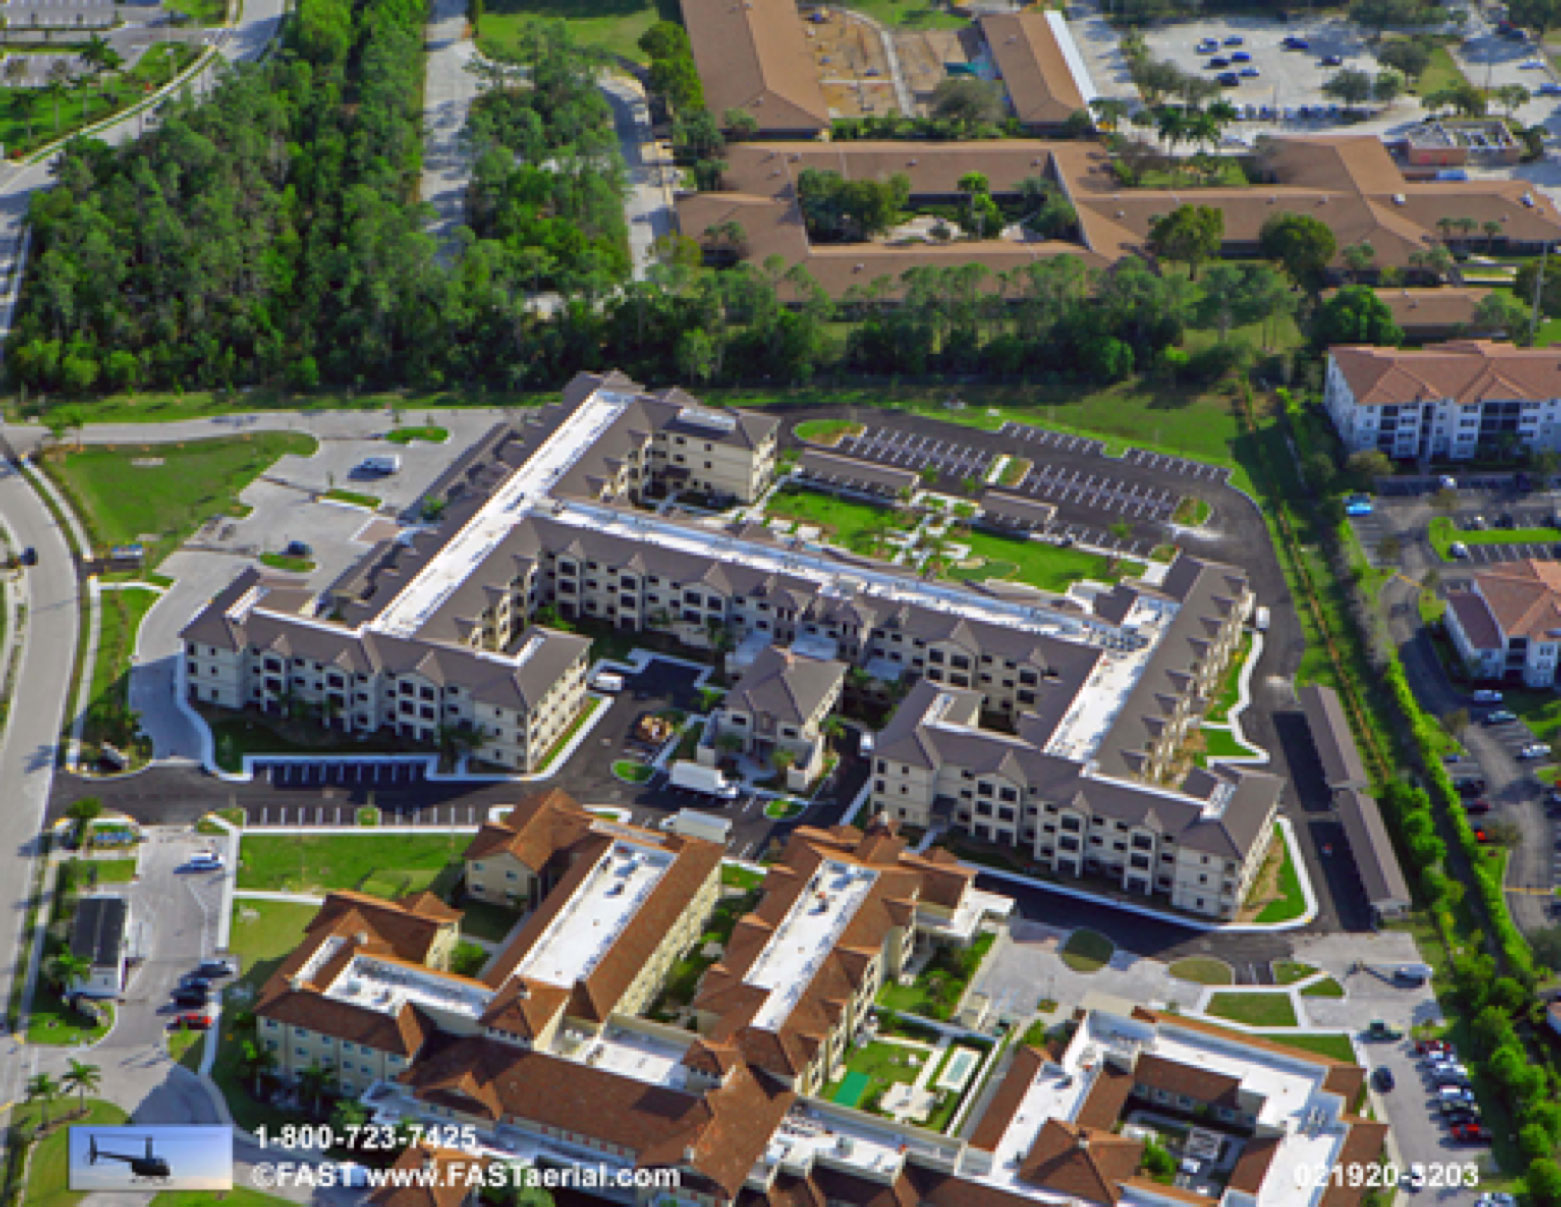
top-left (2, 0), bottom-right (1561, 1201)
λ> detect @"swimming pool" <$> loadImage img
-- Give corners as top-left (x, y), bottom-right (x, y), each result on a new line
top-left (935, 1046), bottom-right (981, 1093)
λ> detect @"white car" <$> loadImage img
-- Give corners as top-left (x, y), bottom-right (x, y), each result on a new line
top-left (187, 851), bottom-right (224, 872)
top-left (590, 671), bottom-right (625, 693)
top-left (1522, 742), bottom-right (1553, 759)
top-left (1477, 1194), bottom-right (1517, 1207)
top-left (1450, 541), bottom-right (1471, 560)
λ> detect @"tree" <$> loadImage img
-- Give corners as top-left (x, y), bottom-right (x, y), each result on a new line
top-left (1324, 70), bottom-right (1374, 106)
top-left (1260, 212), bottom-right (1337, 293)
top-left (331, 1099), bottom-right (370, 1133)
top-left (450, 940), bottom-right (487, 977)
top-left (297, 1063), bottom-right (329, 1116)
top-left (48, 950), bottom-right (91, 994)
top-left (1531, 1158), bottom-right (1561, 1207)
top-left (1090, 97), bottom-right (1129, 129)
top-left (1518, 258), bottom-right (1561, 318)
top-left (1473, 290), bottom-right (1532, 340)
top-left (1439, 706), bottom-right (1469, 738)
top-left (1496, 82), bottom-right (1532, 117)
top-left (62, 1059), bottom-right (100, 1111)
top-left (1341, 241), bottom-right (1377, 283)
top-left (26, 1074), bottom-right (59, 1128)
top-left (1345, 449), bottom-right (1394, 485)
top-left (1376, 36), bottom-right (1432, 80)
top-left (1510, 0), bottom-right (1561, 37)
top-left (721, 108), bottom-right (758, 139)
top-left (1146, 204), bottom-right (1223, 279)
top-left (67, 795), bottom-right (103, 843)
top-left (930, 77), bottom-right (1004, 130)
top-left (1311, 285), bottom-right (1403, 348)
top-left (1372, 68), bottom-right (1405, 106)
top-left (1531, 924), bottom-right (1561, 970)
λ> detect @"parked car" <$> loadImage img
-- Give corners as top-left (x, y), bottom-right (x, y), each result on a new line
top-left (590, 671), bottom-right (625, 693)
top-left (1282, 36), bottom-right (1310, 49)
top-left (1223, 34), bottom-right (1244, 45)
top-left (196, 958), bottom-right (235, 978)
top-left (1473, 827), bottom-right (1492, 843)
top-left (1472, 689), bottom-right (1504, 703)
top-left (1438, 1086), bottom-right (1477, 1103)
top-left (1372, 1066), bottom-right (1395, 1091)
top-left (19, 547), bottom-right (37, 567)
top-left (1231, 50), bottom-right (1252, 62)
top-left (1522, 57), bottom-right (1547, 67)
top-left (1217, 72), bottom-right (1240, 85)
top-left (1497, 512), bottom-right (1517, 528)
top-left (1456, 777), bottom-right (1487, 796)
top-left (1346, 494), bottom-right (1374, 516)
top-left (283, 540), bottom-right (312, 558)
top-left (1208, 56), bottom-right (1231, 68)
top-left (172, 989), bottom-right (209, 1008)
top-left (1450, 542), bottom-right (1471, 559)
top-left (185, 851), bottom-right (224, 872)
top-left (1464, 799), bottom-right (1491, 815)
top-left (1415, 1039), bottom-right (1451, 1055)
top-left (1541, 81), bottom-right (1561, 95)
top-left (1320, 53), bottom-right (1344, 66)
top-left (1239, 66), bottom-right (1261, 77)
top-left (1438, 475), bottom-right (1457, 489)
top-left (174, 1014), bottom-right (212, 1030)
top-left (1197, 38), bottom-right (1219, 51)
top-left (1521, 742), bottom-right (1553, 759)
top-left (1481, 710), bottom-right (1516, 725)
top-left (1452, 1123), bottom-right (1492, 1143)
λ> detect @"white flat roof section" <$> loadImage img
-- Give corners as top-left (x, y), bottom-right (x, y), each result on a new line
top-left (512, 839), bottom-right (675, 990)
top-left (1048, 10), bottom-right (1098, 104)
top-left (325, 954), bottom-right (492, 1021)
top-left (744, 859), bottom-right (878, 1033)
top-left (369, 388), bottom-right (634, 639)
top-left (1044, 593), bottom-right (1177, 761)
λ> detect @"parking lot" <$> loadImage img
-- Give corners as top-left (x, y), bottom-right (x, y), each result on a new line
top-left (245, 798), bottom-right (486, 828)
top-left (1142, 15), bottom-right (1379, 118)
top-left (997, 420), bottom-right (1104, 458)
top-left (835, 426), bottom-right (995, 482)
top-left (249, 758), bottom-right (431, 791)
top-left (1120, 446), bottom-right (1231, 483)
top-left (1009, 459), bottom-right (1179, 522)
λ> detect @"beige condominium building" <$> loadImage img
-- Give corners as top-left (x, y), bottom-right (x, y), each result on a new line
top-left (699, 645), bottom-right (846, 789)
top-left (255, 804), bottom-right (1383, 1207)
top-left (1445, 556), bottom-right (1561, 687)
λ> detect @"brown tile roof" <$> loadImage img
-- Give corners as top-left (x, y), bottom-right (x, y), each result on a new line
top-left (1323, 286), bottom-right (1491, 334)
top-left (1075, 1062), bottom-right (1135, 1130)
top-left (1332, 339), bottom-right (1561, 407)
top-left (1472, 557), bottom-right (1561, 641)
top-left (968, 1045), bottom-right (1045, 1151)
top-left (1133, 1053), bottom-right (1242, 1109)
top-left (1318, 1121), bottom-right (1391, 1207)
top-left (260, 992), bottom-right (434, 1057)
top-left (477, 975), bottom-right (569, 1041)
top-left (462, 788), bottom-right (594, 868)
top-left (697, 821), bottom-right (928, 1078)
top-left (481, 830), bottom-right (723, 1023)
top-left (982, 12), bottom-right (1088, 128)
top-left (366, 1145), bottom-right (484, 1207)
top-left (1018, 1120), bottom-right (1142, 1203)
top-left (1447, 589), bottom-right (1503, 650)
top-left (399, 1034), bottom-right (794, 1197)
top-left (680, 0), bottom-right (829, 134)
top-left (1227, 1134), bottom-right (1281, 1194)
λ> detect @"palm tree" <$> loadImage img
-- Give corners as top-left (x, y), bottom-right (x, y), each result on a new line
top-left (1483, 219), bottom-right (1503, 252)
top-left (80, 35), bottom-right (112, 78)
top-left (1089, 97), bottom-right (1129, 130)
top-left (26, 1073), bottom-right (60, 1128)
top-left (14, 88), bottom-right (37, 147)
top-left (239, 1038), bottom-right (277, 1097)
top-left (48, 951), bottom-right (90, 994)
top-left (62, 1060), bottom-right (100, 1113)
top-left (2, 56), bottom-right (26, 87)
top-left (45, 65), bottom-right (70, 135)
top-left (1342, 241), bottom-right (1376, 283)
top-left (297, 1063), bottom-right (329, 1116)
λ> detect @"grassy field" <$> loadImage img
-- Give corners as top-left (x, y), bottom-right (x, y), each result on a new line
top-left (1416, 44), bottom-right (1469, 96)
top-left (794, 418), bottom-right (863, 444)
top-left (152, 1191), bottom-right (294, 1207)
top-left (1255, 1031), bottom-right (1357, 1063)
top-left (45, 432), bottom-right (316, 563)
top-left (26, 982), bottom-right (113, 1045)
top-left (322, 487), bottom-right (380, 509)
top-left (946, 530), bottom-right (1145, 593)
top-left (1205, 991), bottom-right (1298, 1028)
top-left (82, 857), bottom-right (138, 883)
top-left (386, 425), bottom-right (449, 445)
top-left (236, 832), bottom-right (467, 898)
top-left (1205, 632), bottom-right (1253, 723)
top-left (612, 759), bottom-right (653, 782)
top-left (1060, 928), bottom-right (1114, 973)
top-left (1168, 956), bottom-right (1233, 985)
top-left (876, 932), bottom-right (993, 1020)
top-left (455, 896), bottom-right (519, 943)
top-left (258, 552), bottom-right (315, 573)
top-left (204, 710), bottom-right (409, 772)
top-left (837, 0), bottom-right (966, 27)
top-left (765, 798), bottom-right (805, 819)
top-left (476, 0), bottom-right (664, 61)
top-left (19, 1099), bottom-right (129, 1207)
top-left (722, 863), bottom-right (764, 891)
top-left (1273, 960), bottom-right (1319, 985)
top-left (1301, 977), bottom-right (1346, 998)
top-left (1201, 726), bottom-right (1258, 759)
top-left (823, 1039), bottom-right (931, 1110)
top-left (83, 586), bottom-right (159, 753)
top-left (766, 486), bottom-right (913, 550)
top-left (1505, 687), bottom-right (1561, 746)
top-left (1252, 825), bottom-right (1308, 924)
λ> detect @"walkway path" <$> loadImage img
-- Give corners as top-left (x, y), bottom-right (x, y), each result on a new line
top-left (601, 73), bottom-right (675, 280)
top-left (420, 0), bottom-right (481, 263)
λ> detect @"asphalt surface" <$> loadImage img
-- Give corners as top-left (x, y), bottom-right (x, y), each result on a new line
top-left (420, 0), bottom-right (477, 263)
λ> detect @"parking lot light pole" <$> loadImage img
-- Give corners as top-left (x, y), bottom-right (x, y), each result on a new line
top-left (1529, 241), bottom-right (1554, 346)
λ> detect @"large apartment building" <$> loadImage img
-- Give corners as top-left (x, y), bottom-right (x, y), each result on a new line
top-left (1325, 340), bottom-right (1561, 461)
top-left (255, 811), bottom-right (1383, 1207)
top-left (1445, 557), bottom-right (1561, 686)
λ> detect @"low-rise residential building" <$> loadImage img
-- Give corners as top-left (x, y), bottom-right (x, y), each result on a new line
top-left (979, 10), bottom-right (1095, 134)
top-left (1445, 557), bottom-right (1561, 686)
top-left (1326, 340), bottom-right (1561, 462)
top-left (701, 646), bottom-right (846, 788)
top-left (69, 894), bottom-right (129, 998)
top-left (463, 788), bottom-right (595, 909)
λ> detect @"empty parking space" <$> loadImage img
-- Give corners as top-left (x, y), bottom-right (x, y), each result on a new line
top-left (836, 427), bottom-right (995, 480)
top-left (1011, 462), bottom-right (1180, 521)
top-left (1461, 542), bottom-right (1554, 565)
top-left (998, 421), bottom-right (1105, 457)
top-left (245, 799), bottom-right (485, 827)
top-left (253, 759), bottom-right (431, 789)
top-left (1120, 446), bottom-right (1230, 482)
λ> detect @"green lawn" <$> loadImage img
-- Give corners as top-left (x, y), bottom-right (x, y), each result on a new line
top-left (613, 759), bottom-right (653, 782)
top-left (832, 0), bottom-right (966, 27)
top-left (19, 1099), bottom-right (128, 1207)
top-left (721, 863), bottom-right (765, 891)
top-left (946, 529), bottom-right (1145, 593)
top-left (1428, 515), bottom-right (1561, 560)
top-left (204, 709), bottom-right (412, 772)
top-left (1060, 928), bottom-right (1114, 973)
top-left (322, 487), bottom-right (380, 509)
top-left (82, 586), bottom-right (160, 757)
top-left (1252, 825), bottom-right (1308, 924)
top-left (44, 432), bottom-right (316, 564)
top-left (1201, 726), bottom-right (1257, 759)
top-left (1273, 960), bottom-right (1319, 985)
top-left (767, 485), bottom-right (913, 553)
top-left (765, 797), bottom-right (805, 820)
top-left (236, 832), bottom-right (467, 898)
top-left (1205, 991), bottom-right (1298, 1028)
top-left (1136, 159), bottom-right (1250, 189)
top-left (152, 1192), bottom-right (295, 1207)
top-left (456, 896), bottom-right (519, 943)
top-left (1255, 1031), bottom-right (1357, 1064)
top-left (385, 425), bottom-right (449, 445)
top-left (26, 982), bottom-right (113, 1045)
top-left (876, 932), bottom-right (994, 1020)
top-left (258, 552), bottom-right (315, 573)
top-left (163, 0), bottom-right (229, 23)
top-left (477, 0), bottom-right (662, 62)
top-left (81, 857), bottom-right (137, 883)
top-left (1301, 977), bottom-right (1346, 998)
top-left (822, 1039), bottom-right (932, 1112)
top-left (1416, 44), bottom-right (1469, 96)
top-left (794, 418), bottom-right (864, 445)
top-left (1168, 956), bottom-right (1233, 985)
top-left (1502, 687), bottom-right (1561, 747)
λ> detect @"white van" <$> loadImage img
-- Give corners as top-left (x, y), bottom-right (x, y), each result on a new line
top-left (1253, 606), bottom-right (1271, 632)
top-left (591, 671), bottom-right (625, 693)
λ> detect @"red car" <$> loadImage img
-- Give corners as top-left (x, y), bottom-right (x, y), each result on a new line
top-left (1474, 828), bottom-right (1491, 843)
top-left (176, 1014), bottom-right (212, 1030)
top-left (1416, 1040), bottom-right (1452, 1056)
top-left (1452, 1123), bottom-right (1491, 1143)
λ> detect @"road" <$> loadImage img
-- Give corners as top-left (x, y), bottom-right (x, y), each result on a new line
top-left (601, 74), bottom-right (674, 280)
top-left (420, 0), bottom-right (480, 263)
top-left (0, 457), bottom-right (82, 1098)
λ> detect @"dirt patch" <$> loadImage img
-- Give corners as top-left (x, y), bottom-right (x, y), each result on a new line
top-left (1236, 837), bottom-right (1285, 924)
top-left (896, 27), bottom-right (971, 101)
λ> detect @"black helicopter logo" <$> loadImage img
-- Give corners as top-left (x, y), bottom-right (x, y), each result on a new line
top-left (88, 1134), bottom-right (172, 1182)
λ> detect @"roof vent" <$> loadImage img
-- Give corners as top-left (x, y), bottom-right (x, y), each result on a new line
top-left (1392, 194), bottom-right (1406, 205)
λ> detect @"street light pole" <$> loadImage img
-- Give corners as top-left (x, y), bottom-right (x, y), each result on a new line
top-left (1530, 241), bottom-right (1552, 346)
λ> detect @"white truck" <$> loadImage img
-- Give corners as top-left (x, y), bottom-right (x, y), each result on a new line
top-left (664, 809), bottom-right (733, 845)
top-left (669, 760), bottom-right (739, 799)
